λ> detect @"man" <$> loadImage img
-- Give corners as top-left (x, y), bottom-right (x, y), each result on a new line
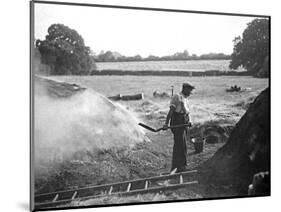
top-left (163, 83), bottom-right (195, 173)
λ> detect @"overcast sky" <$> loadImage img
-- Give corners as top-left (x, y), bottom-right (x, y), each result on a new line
top-left (34, 3), bottom-right (257, 57)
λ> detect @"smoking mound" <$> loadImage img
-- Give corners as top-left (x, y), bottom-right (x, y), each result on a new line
top-left (34, 76), bottom-right (148, 171)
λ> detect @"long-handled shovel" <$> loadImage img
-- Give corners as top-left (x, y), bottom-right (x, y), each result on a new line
top-left (138, 123), bottom-right (191, 132)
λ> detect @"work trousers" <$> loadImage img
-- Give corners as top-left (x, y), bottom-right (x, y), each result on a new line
top-left (170, 112), bottom-right (190, 172)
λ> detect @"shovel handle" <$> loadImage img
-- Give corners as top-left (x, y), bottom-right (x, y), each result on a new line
top-left (139, 123), bottom-right (191, 133)
top-left (157, 123), bottom-right (191, 132)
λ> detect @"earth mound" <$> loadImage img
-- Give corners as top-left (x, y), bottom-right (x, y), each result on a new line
top-left (199, 87), bottom-right (270, 196)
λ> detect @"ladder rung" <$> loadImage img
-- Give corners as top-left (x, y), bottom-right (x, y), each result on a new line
top-left (144, 181), bottom-right (148, 189)
top-left (71, 191), bottom-right (77, 200)
top-left (180, 175), bottom-right (183, 184)
top-left (108, 186), bottom-right (113, 194)
top-left (52, 194), bottom-right (59, 202)
top-left (126, 183), bottom-right (131, 192)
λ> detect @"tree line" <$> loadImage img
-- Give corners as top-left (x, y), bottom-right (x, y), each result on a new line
top-left (94, 50), bottom-right (230, 62)
top-left (34, 18), bottom-right (269, 77)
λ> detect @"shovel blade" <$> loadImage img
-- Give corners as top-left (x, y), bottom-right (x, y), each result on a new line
top-left (138, 123), bottom-right (157, 132)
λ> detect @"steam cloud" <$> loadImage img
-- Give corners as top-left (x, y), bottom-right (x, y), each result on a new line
top-left (34, 85), bottom-right (148, 169)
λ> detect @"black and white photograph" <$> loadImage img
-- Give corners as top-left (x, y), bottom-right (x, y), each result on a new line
top-left (30, 1), bottom-right (270, 211)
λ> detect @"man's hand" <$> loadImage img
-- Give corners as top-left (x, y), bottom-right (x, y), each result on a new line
top-left (163, 123), bottom-right (169, 130)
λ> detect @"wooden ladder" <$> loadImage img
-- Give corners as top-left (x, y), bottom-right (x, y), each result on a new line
top-left (35, 170), bottom-right (198, 209)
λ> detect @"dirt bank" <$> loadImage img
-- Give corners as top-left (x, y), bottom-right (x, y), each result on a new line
top-left (199, 88), bottom-right (270, 197)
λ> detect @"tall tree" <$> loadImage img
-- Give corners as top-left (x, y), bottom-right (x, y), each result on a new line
top-left (36, 24), bottom-right (96, 75)
top-left (229, 19), bottom-right (269, 77)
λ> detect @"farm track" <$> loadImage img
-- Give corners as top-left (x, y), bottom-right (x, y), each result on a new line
top-left (35, 170), bottom-right (198, 209)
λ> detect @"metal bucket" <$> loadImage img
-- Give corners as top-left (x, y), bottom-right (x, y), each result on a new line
top-left (192, 137), bottom-right (204, 153)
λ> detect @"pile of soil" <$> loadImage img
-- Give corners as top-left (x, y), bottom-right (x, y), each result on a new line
top-left (199, 88), bottom-right (270, 196)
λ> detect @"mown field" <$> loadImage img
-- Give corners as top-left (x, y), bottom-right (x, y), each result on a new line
top-left (96, 59), bottom-right (245, 72)
top-left (50, 75), bottom-right (268, 124)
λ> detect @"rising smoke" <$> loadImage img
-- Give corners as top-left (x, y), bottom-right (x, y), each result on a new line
top-left (34, 79), bottom-right (148, 170)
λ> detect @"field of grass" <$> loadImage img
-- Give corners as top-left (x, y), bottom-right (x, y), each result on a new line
top-left (50, 75), bottom-right (268, 123)
top-left (39, 75), bottom-right (268, 206)
top-left (96, 59), bottom-right (245, 72)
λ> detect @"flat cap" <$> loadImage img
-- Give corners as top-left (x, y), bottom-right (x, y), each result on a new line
top-left (182, 83), bottom-right (195, 90)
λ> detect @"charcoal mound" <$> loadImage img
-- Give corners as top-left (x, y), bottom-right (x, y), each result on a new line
top-left (34, 76), bottom-right (150, 193)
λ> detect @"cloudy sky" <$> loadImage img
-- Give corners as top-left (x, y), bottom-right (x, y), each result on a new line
top-left (34, 3), bottom-right (257, 57)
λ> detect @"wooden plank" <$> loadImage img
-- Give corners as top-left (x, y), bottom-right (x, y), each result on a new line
top-left (108, 93), bottom-right (144, 101)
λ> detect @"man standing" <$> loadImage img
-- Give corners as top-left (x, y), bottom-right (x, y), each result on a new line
top-left (163, 83), bottom-right (195, 173)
